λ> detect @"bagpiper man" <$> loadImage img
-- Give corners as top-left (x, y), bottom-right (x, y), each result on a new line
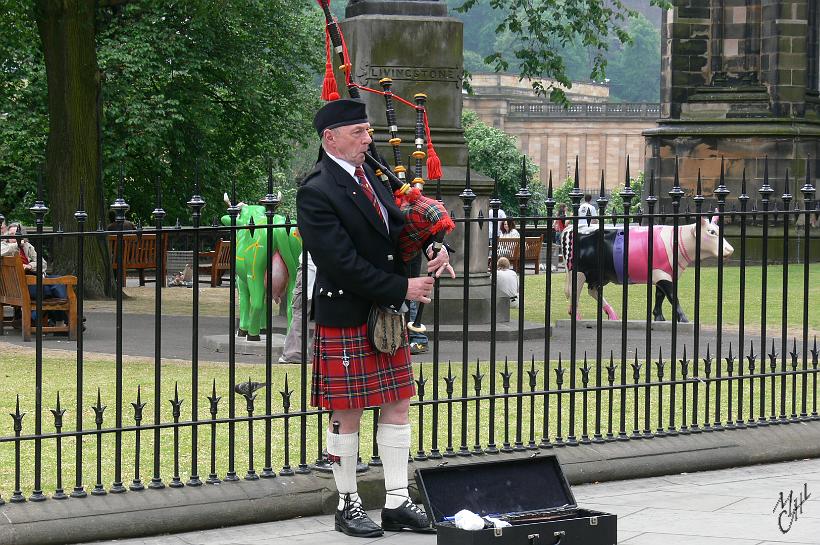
top-left (297, 98), bottom-right (454, 538)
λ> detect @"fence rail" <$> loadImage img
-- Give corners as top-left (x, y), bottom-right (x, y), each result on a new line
top-left (508, 102), bottom-right (661, 118)
top-left (0, 156), bottom-right (816, 506)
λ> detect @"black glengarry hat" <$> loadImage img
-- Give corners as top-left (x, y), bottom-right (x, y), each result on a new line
top-left (313, 98), bottom-right (368, 135)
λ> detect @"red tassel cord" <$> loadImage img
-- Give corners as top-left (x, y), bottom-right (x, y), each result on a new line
top-left (321, 28), bottom-right (340, 101)
top-left (423, 110), bottom-right (442, 180)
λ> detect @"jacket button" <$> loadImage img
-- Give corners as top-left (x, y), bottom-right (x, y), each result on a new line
top-left (338, 290), bottom-right (343, 295)
top-left (387, 254), bottom-right (394, 261)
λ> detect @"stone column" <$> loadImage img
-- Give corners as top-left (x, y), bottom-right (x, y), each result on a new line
top-left (761, 0), bottom-right (810, 117)
top-left (646, 0), bottom-right (820, 204)
top-left (341, 0), bottom-right (504, 325)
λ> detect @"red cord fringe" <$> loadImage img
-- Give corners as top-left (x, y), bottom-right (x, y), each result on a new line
top-left (321, 29), bottom-right (339, 101)
top-left (423, 110), bottom-right (442, 180)
top-left (430, 215), bottom-right (456, 236)
top-left (393, 186), bottom-right (421, 207)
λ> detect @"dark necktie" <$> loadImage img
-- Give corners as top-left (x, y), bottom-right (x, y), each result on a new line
top-left (354, 166), bottom-right (384, 223)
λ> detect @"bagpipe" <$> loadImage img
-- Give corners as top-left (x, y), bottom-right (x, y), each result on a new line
top-left (317, 0), bottom-right (455, 332)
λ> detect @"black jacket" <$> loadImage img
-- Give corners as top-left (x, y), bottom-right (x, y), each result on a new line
top-left (296, 154), bottom-right (408, 327)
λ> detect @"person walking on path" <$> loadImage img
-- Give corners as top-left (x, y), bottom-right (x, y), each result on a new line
top-left (577, 194), bottom-right (597, 227)
top-left (279, 251), bottom-right (316, 363)
top-left (297, 99), bottom-right (454, 538)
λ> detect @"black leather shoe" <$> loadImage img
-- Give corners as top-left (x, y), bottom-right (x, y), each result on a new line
top-left (335, 494), bottom-right (383, 538)
top-left (381, 498), bottom-right (436, 533)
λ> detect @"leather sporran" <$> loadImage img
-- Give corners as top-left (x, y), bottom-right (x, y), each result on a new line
top-left (367, 304), bottom-right (408, 355)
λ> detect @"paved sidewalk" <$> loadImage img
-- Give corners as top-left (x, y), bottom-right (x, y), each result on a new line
top-left (82, 458), bottom-right (820, 545)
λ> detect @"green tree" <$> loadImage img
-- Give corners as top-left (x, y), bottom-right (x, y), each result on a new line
top-left (453, 0), bottom-right (670, 105)
top-left (0, 1), bottom-right (45, 221)
top-left (5, 0), bottom-right (322, 296)
top-left (96, 1), bottom-right (322, 227)
top-left (553, 176), bottom-right (574, 208)
top-left (35, 0), bottom-right (109, 295)
top-left (463, 49), bottom-right (491, 74)
top-left (462, 110), bottom-right (546, 217)
top-left (608, 171), bottom-right (645, 215)
top-left (606, 15), bottom-right (661, 102)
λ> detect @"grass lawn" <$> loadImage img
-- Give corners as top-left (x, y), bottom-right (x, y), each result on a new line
top-left (523, 264), bottom-right (820, 335)
top-left (0, 347), bottom-right (813, 498)
top-left (83, 285), bottom-right (254, 317)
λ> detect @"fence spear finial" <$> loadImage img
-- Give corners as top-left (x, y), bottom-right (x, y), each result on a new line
top-left (118, 163), bottom-right (124, 199)
top-left (267, 156), bottom-right (274, 195)
top-left (37, 167), bottom-right (44, 201)
top-left (625, 155), bottom-right (631, 187)
top-left (547, 171), bottom-right (553, 198)
top-left (194, 158), bottom-right (200, 195)
top-left (574, 155), bottom-right (580, 189)
top-left (740, 167), bottom-right (747, 198)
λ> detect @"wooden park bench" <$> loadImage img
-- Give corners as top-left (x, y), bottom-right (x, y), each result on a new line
top-left (108, 233), bottom-right (168, 286)
top-left (198, 239), bottom-right (232, 287)
top-left (0, 255), bottom-right (78, 341)
top-left (497, 236), bottom-right (543, 274)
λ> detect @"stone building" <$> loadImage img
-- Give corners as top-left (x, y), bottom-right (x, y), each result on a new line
top-left (645, 0), bottom-right (819, 204)
top-left (464, 74), bottom-right (658, 191)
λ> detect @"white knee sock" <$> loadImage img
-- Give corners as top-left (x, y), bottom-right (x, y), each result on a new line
top-left (327, 429), bottom-right (360, 510)
top-left (377, 423), bottom-right (412, 509)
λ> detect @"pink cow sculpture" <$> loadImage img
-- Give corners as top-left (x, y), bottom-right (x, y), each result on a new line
top-left (559, 217), bottom-right (734, 322)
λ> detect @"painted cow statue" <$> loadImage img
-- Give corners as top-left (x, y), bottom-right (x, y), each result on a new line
top-left (221, 195), bottom-right (301, 341)
top-left (559, 217), bottom-right (734, 322)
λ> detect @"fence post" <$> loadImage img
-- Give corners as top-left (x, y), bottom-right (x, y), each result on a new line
top-left (515, 156), bottom-right (532, 451)
top-left (30, 175), bottom-right (49, 502)
top-left (458, 158), bottom-right (476, 456)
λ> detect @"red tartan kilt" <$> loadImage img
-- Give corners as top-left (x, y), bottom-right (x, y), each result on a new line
top-left (311, 322), bottom-right (416, 410)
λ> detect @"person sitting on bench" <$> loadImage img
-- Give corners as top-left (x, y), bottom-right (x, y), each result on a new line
top-left (1, 222), bottom-right (69, 326)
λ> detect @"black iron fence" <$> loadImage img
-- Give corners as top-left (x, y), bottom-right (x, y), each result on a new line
top-left (0, 157), bottom-right (817, 506)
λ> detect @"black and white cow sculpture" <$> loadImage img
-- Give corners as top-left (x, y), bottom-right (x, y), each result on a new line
top-left (559, 217), bottom-right (734, 322)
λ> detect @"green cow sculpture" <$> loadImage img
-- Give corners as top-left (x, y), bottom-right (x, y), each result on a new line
top-left (221, 199), bottom-right (301, 341)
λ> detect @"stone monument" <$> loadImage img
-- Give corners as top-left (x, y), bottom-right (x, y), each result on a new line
top-left (340, 0), bottom-right (510, 328)
top-left (645, 0), bottom-right (819, 204)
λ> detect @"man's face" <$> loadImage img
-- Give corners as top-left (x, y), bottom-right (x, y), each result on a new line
top-left (324, 122), bottom-right (372, 166)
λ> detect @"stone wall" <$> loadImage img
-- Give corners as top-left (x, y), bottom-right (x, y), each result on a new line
top-left (465, 105), bottom-right (653, 190)
top-left (660, 0), bottom-right (816, 119)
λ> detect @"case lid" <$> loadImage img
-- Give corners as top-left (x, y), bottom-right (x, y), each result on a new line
top-left (415, 455), bottom-right (577, 523)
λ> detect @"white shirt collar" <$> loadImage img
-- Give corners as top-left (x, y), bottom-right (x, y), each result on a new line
top-left (325, 150), bottom-right (358, 180)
